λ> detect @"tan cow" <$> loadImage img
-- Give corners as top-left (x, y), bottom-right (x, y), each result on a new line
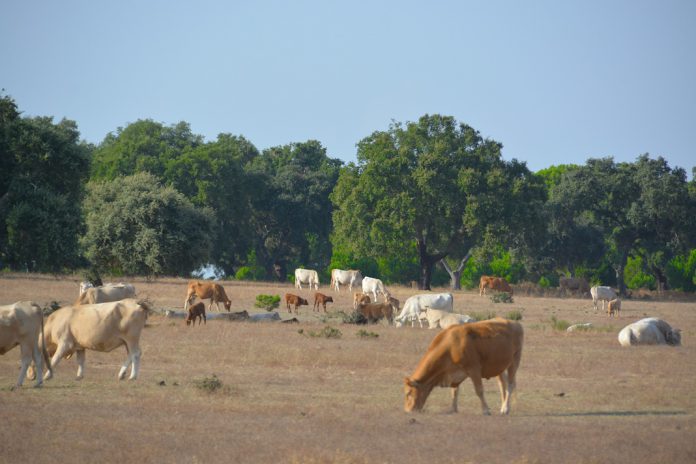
top-left (353, 292), bottom-right (371, 310)
top-left (313, 292), bottom-right (334, 312)
top-left (0, 301), bottom-right (52, 389)
top-left (75, 283), bottom-right (136, 305)
top-left (357, 302), bottom-right (394, 324)
top-left (404, 318), bottom-right (523, 415)
top-left (36, 299), bottom-right (150, 381)
top-left (479, 276), bottom-right (513, 296)
top-left (285, 293), bottom-right (309, 313)
top-left (607, 298), bottom-right (621, 317)
top-left (184, 281), bottom-right (232, 312)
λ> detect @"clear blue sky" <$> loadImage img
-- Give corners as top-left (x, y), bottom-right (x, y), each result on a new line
top-left (2, 1), bottom-right (694, 175)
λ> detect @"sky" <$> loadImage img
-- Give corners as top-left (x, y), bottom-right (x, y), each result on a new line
top-left (2, 0), bottom-right (695, 175)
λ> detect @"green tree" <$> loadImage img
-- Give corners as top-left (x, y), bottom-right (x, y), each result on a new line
top-left (331, 115), bottom-right (546, 290)
top-left (0, 94), bottom-right (90, 271)
top-left (81, 172), bottom-right (215, 276)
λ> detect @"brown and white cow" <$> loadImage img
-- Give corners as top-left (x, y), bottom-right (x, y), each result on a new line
top-left (186, 301), bottom-right (206, 326)
top-left (0, 301), bottom-right (52, 389)
top-left (479, 276), bottom-right (513, 296)
top-left (36, 299), bottom-right (150, 381)
top-left (404, 317), bottom-right (523, 415)
top-left (313, 292), bottom-right (334, 312)
top-left (285, 293), bottom-right (309, 313)
top-left (184, 281), bottom-right (232, 312)
top-left (75, 283), bottom-right (136, 305)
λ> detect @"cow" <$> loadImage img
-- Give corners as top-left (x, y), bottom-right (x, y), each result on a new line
top-left (79, 281), bottom-right (94, 296)
top-left (607, 298), bottom-right (621, 317)
top-left (35, 299), bottom-right (150, 381)
top-left (184, 281), bottom-right (232, 312)
top-left (386, 295), bottom-right (400, 312)
top-left (618, 318), bottom-right (681, 347)
top-left (423, 308), bottom-right (474, 330)
top-left (591, 286), bottom-right (617, 312)
top-left (313, 292), bottom-right (334, 312)
top-left (285, 293), bottom-right (309, 313)
top-left (394, 293), bottom-right (453, 328)
top-left (479, 276), bottom-right (513, 296)
top-left (353, 292), bottom-right (371, 310)
top-left (404, 318), bottom-right (524, 415)
top-left (330, 269), bottom-right (363, 292)
top-left (356, 302), bottom-right (394, 324)
top-left (0, 301), bottom-right (52, 389)
top-left (294, 269), bottom-right (319, 290)
top-left (559, 277), bottom-right (590, 296)
top-left (186, 302), bottom-right (206, 326)
top-left (362, 276), bottom-right (389, 302)
top-left (75, 283), bottom-right (136, 305)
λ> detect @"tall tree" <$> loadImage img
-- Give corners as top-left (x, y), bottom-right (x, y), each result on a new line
top-left (331, 114), bottom-right (546, 290)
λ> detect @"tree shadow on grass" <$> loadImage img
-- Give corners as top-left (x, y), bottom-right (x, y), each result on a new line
top-left (541, 410), bottom-right (688, 417)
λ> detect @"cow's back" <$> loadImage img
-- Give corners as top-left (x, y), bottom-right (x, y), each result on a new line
top-left (0, 302), bottom-right (42, 348)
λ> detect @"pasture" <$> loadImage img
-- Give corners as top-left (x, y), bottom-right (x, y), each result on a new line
top-left (1, 273), bottom-right (695, 463)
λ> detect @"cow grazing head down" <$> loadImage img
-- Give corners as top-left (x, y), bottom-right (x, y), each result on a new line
top-left (403, 378), bottom-right (432, 412)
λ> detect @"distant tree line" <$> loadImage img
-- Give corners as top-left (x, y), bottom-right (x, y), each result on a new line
top-left (1, 93), bottom-right (695, 294)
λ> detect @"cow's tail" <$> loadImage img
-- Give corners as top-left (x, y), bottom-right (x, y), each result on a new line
top-left (39, 309), bottom-right (52, 377)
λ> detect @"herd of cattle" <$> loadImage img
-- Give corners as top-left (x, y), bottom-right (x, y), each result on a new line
top-left (0, 269), bottom-right (684, 415)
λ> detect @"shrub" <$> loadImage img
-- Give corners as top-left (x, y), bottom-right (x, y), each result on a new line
top-left (469, 311), bottom-right (496, 322)
top-left (338, 310), bottom-right (367, 325)
top-left (549, 315), bottom-right (570, 331)
top-left (299, 326), bottom-right (343, 339)
top-left (193, 374), bottom-right (223, 393)
top-left (356, 329), bottom-right (379, 339)
top-left (505, 310), bottom-right (523, 321)
top-left (490, 292), bottom-right (514, 304)
top-left (254, 294), bottom-right (280, 311)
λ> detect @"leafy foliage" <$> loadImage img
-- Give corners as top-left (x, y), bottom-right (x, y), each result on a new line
top-left (254, 294), bottom-right (280, 311)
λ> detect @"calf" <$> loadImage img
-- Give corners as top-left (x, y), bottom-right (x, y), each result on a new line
top-left (186, 302), bottom-right (206, 326)
top-left (285, 293), bottom-right (309, 314)
top-left (313, 292), bottom-right (334, 312)
top-left (385, 295), bottom-right (400, 312)
top-left (357, 302), bottom-right (394, 324)
top-left (353, 292), bottom-right (371, 310)
top-left (607, 298), bottom-right (621, 317)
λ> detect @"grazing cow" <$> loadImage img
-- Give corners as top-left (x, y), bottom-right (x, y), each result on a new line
top-left (37, 299), bottom-right (150, 381)
top-left (285, 293), bottom-right (309, 313)
top-left (186, 302), bottom-right (206, 326)
top-left (353, 292), bottom-right (371, 310)
top-left (357, 302), bottom-right (394, 324)
top-left (479, 276), bottom-right (513, 296)
top-left (184, 281), bottom-right (232, 312)
top-left (423, 308), bottom-right (474, 330)
top-left (394, 293), bottom-right (454, 328)
top-left (607, 298), bottom-right (621, 317)
top-left (559, 277), bottom-right (590, 296)
top-left (294, 268), bottom-right (319, 290)
top-left (385, 295), bottom-right (400, 312)
top-left (313, 292), bottom-right (334, 312)
top-left (0, 301), bottom-right (52, 389)
top-left (404, 318), bottom-right (524, 415)
top-left (591, 286), bottom-right (617, 312)
top-left (75, 283), bottom-right (136, 305)
top-left (362, 276), bottom-right (390, 302)
top-left (330, 269), bottom-right (364, 292)
top-left (618, 318), bottom-right (681, 347)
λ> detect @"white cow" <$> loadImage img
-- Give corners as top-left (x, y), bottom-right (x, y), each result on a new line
top-left (423, 308), bottom-right (474, 329)
top-left (330, 269), bottom-right (363, 292)
top-left (79, 281), bottom-right (94, 296)
top-left (591, 286), bottom-right (617, 311)
top-left (0, 301), bottom-right (51, 389)
top-left (294, 269), bottom-right (319, 290)
top-left (76, 283), bottom-right (136, 305)
top-left (36, 299), bottom-right (149, 381)
top-left (618, 318), bottom-right (681, 347)
top-left (394, 293), bottom-right (454, 328)
top-left (361, 276), bottom-right (389, 302)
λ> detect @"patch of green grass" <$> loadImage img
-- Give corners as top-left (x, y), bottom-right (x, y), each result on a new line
top-left (505, 310), bottom-right (523, 321)
top-left (356, 329), bottom-right (379, 339)
top-left (298, 326), bottom-right (343, 339)
top-left (490, 292), bottom-right (514, 304)
top-left (549, 315), bottom-right (571, 331)
top-left (469, 311), bottom-right (497, 322)
top-left (193, 374), bottom-right (224, 393)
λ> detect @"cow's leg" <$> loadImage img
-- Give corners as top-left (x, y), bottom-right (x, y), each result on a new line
top-left (75, 350), bottom-right (86, 380)
top-left (470, 371), bottom-right (491, 415)
top-left (449, 386), bottom-right (460, 413)
top-left (118, 346), bottom-right (132, 380)
top-left (30, 343), bottom-right (44, 388)
top-left (45, 343), bottom-right (72, 380)
top-left (497, 372), bottom-right (509, 414)
top-left (12, 345), bottom-right (33, 390)
top-left (128, 345), bottom-right (142, 380)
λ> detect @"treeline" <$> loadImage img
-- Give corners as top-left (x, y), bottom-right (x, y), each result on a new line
top-left (1, 93), bottom-right (695, 294)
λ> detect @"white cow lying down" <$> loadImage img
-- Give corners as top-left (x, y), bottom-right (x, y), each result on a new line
top-left (395, 293), bottom-right (453, 328)
top-left (618, 318), bottom-right (681, 347)
top-left (423, 308), bottom-right (474, 329)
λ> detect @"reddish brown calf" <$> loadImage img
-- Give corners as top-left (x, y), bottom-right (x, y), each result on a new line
top-left (313, 292), bottom-right (334, 312)
top-left (285, 293), bottom-right (309, 314)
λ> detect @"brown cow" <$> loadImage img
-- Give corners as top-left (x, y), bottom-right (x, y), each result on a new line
top-left (353, 292), bottom-right (371, 310)
top-left (607, 298), bottom-right (621, 317)
top-left (186, 302), bottom-right (206, 326)
top-left (313, 292), bottom-right (334, 312)
top-left (285, 293), bottom-right (309, 313)
top-left (404, 317), bottom-right (523, 415)
top-left (184, 281), bottom-right (232, 312)
top-left (357, 302), bottom-right (394, 324)
top-left (479, 276), bottom-right (513, 296)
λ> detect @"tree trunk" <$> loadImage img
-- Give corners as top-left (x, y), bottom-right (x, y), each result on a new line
top-left (417, 239), bottom-right (446, 290)
top-left (650, 265), bottom-right (668, 294)
top-left (614, 249), bottom-right (630, 297)
top-left (439, 251), bottom-right (473, 290)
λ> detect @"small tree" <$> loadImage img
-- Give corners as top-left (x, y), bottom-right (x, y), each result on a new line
top-left (254, 295), bottom-right (280, 311)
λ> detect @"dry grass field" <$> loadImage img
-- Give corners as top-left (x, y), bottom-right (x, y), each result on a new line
top-left (1, 273), bottom-right (695, 463)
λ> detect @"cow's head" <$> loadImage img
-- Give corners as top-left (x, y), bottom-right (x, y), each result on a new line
top-left (325, 296), bottom-right (334, 303)
top-left (404, 378), bottom-right (429, 412)
top-left (224, 300), bottom-right (232, 311)
top-left (667, 329), bottom-right (682, 346)
top-left (299, 297), bottom-right (308, 305)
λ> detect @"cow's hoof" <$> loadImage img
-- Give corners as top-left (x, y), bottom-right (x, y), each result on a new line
top-left (33, 383), bottom-right (43, 388)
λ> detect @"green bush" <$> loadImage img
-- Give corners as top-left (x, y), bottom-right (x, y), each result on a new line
top-left (299, 326), bottom-right (343, 339)
top-left (549, 315), bottom-right (570, 331)
top-left (469, 311), bottom-right (497, 322)
top-left (254, 294), bottom-right (280, 311)
top-left (193, 374), bottom-right (223, 393)
top-left (356, 329), bottom-right (379, 339)
top-left (490, 292), bottom-right (514, 304)
top-left (505, 310), bottom-right (523, 321)
top-left (624, 255), bottom-right (656, 290)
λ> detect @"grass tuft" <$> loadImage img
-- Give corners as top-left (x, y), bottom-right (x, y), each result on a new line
top-left (356, 329), bottom-right (379, 339)
top-left (193, 374), bottom-right (224, 393)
